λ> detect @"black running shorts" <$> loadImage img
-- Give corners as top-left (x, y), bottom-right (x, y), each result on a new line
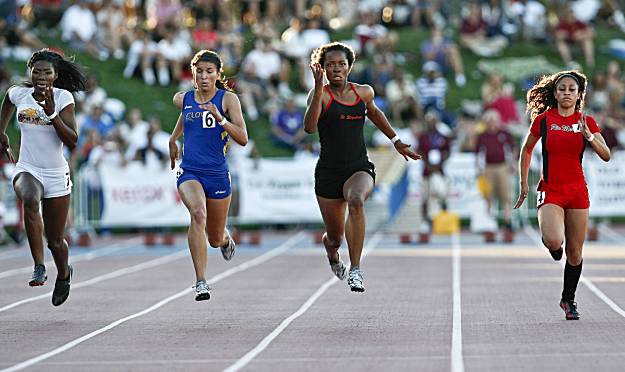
top-left (314, 161), bottom-right (376, 199)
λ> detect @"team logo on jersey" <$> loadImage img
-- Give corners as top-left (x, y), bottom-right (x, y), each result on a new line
top-left (340, 114), bottom-right (364, 120)
top-left (550, 124), bottom-right (581, 133)
top-left (17, 107), bottom-right (49, 125)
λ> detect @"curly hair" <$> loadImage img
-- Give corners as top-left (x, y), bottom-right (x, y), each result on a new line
top-left (190, 50), bottom-right (231, 91)
top-left (526, 70), bottom-right (587, 121)
top-left (28, 48), bottom-right (88, 92)
top-left (310, 42), bottom-right (355, 67)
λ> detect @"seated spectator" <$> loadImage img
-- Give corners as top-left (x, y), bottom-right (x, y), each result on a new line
top-left (459, 2), bottom-right (508, 57)
top-left (587, 71), bottom-right (609, 111)
top-left (416, 61), bottom-right (456, 127)
top-left (354, 10), bottom-right (388, 56)
top-left (133, 119), bottom-right (168, 169)
top-left (123, 28), bottom-right (159, 85)
top-left (119, 108), bottom-right (150, 159)
top-left (60, 0), bottom-right (105, 60)
top-left (480, 72), bottom-right (520, 125)
top-left (507, 0), bottom-right (547, 41)
top-left (156, 24), bottom-right (192, 86)
top-left (270, 98), bottom-right (306, 151)
top-left (79, 104), bottom-right (116, 149)
top-left (192, 18), bottom-right (219, 51)
top-left (420, 27), bottom-right (466, 86)
top-left (554, 6), bottom-right (595, 68)
top-left (385, 68), bottom-right (420, 124)
top-left (31, 0), bottom-right (65, 29)
top-left (96, 0), bottom-right (128, 60)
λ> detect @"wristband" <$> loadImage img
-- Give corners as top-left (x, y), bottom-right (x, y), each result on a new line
top-left (587, 133), bottom-right (595, 142)
top-left (218, 118), bottom-right (228, 126)
top-left (390, 135), bottom-right (400, 144)
top-left (47, 112), bottom-right (58, 121)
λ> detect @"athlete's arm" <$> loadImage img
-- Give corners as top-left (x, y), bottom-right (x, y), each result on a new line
top-left (303, 62), bottom-right (324, 134)
top-left (360, 84), bottom-right (421, 161)
top-left (169, 114), bottom-right (183, 170)
top-left (514, 131), bottom-right (539, 209)
top-left (173, 91), bottom-right (184, 109)
top-left (54, 103), bottom-right (78, 150)
top-left (0, 91), bottom-right (16, 162)
top-left (581, 116), bottom-right (610, 162)
top-left (216, 91), bottom-right (248, 146)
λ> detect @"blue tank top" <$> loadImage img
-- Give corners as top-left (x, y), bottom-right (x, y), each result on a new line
top-left (180, 89), bottom-right (229, 174)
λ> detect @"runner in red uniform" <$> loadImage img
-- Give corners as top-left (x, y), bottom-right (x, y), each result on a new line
top-left (514, 71), bottom-right (611, 320)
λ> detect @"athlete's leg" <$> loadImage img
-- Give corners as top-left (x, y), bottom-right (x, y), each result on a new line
top-left (42, 195), bottom-right (71, 280)
top-left (537, 204), bottom-right (565, 253)
top-left (316, 196), bottom-right (346, 263)
top-left (178, 180), bottom-right (208, 282)
top-left (562, 208), bottom-right (588, 298)
top-left (343, 171), bottom-right (374, 269)
top-left (13, 173), bottom-right (45, 266)
top-left (205, 196), bottom-right (231, 248)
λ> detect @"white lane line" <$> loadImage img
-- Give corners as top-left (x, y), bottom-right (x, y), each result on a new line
top-left (0, 249), bottom-right (189, 313)
top-left (524, 224), bottom-right (625, 318)
top-left (0, 237), bottom-right (141, 279)
top-left (0, 231), bottom-right (306, 372)
top-left (451, 233), bottom-right (464, 372)
top-left (223, 232), bottom-right (383, 372)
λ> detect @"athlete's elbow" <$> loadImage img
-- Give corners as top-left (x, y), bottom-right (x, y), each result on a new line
top-left (601, 151), bottom-right (611, 162)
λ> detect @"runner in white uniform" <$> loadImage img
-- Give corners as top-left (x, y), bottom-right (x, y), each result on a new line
top-left (0, 49), bottom-right (87, 306)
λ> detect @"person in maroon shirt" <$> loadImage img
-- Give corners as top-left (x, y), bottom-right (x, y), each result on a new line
top-left (515, 70), bottom-right (611, 320)
top-left (554, 6), bottom-right (595, 68)
top-left (475, 109), bottom-right (516, 233)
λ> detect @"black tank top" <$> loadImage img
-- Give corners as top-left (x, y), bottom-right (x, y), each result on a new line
top-left (317, 83), bottom-right (368, 169)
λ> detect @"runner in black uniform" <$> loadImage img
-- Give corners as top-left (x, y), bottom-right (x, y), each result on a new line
top-left (304, 42), bottom-right (421, 292)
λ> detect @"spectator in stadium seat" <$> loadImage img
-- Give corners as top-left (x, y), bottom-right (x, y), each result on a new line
top-left (515, 70), bottom-right (611, 320)
top-left (459, 2), bottom-right (508, 57)
top-left (416, 61), bottom-right (456, 127)
top-left (0, 49), bottom-right (88, 305)
top-left (554, 6), bottom-right (595, 68)
top-left (481, 72), bottom-right (520, 125)
top-left (304, 42), bottom-right (421, 293)
top-left (168, 50), bottom-right (248, 302)
top-left (385, 68), bottom-right (421, 124)
top-left (270, 97), bottom-right (306, 151)
top-left (420, 27), bottom-right (466, 87)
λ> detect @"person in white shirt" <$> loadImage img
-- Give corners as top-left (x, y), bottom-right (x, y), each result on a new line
top-left (0, 49), bottom-right (87, 306)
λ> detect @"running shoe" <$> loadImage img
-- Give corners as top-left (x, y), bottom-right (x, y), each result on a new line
top-left (51, 265), bottom-right (73, 306)
top-left (329, 252), bottom-right (347, 280)
top-left (220, 229), bottom-right (235, 261)
top-left (29, 264), bottom-right (47, 287)
top-left (348, 267), bottom-right (365, 292)
top-left (194, 280), bottom-right (211, 301)
top-left (559, 299), bottom-right (580, 320)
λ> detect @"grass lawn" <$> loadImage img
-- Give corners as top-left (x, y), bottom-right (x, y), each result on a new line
top-left (3, 25), bottom-right (623, 156)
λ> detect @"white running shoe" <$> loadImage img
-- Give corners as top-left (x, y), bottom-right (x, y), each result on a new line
top-left (194, 280), bottom-right (210, 301)
top-left (220, 229), bottom-right (236, 261)
top-left (348, 267), bottom-right (364, 292)
top-left (329, 253), bottom-right (347, 280)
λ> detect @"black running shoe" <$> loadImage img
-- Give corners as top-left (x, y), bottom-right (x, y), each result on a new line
top-left (52, 265), bottom-right (73, 307)
top-left (560, 299), bottom-right (580, 320)
top-left (29, 264), bottom-right (47, 287)
top-left (549, 247), bottom-right (564, 261)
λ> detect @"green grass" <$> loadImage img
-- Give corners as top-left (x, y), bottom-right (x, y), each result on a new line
top-left (3, 25), bottom-right (623, 156)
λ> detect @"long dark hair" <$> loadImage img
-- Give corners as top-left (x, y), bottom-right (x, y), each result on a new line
top-left (526, 70), bottom-right (587, 121)
top-left (190, 50), bottom-right (231, 91)
top-left (27, 49), bottom-right (88, 92)
top-left (311, 42), bottom-right (356, 67)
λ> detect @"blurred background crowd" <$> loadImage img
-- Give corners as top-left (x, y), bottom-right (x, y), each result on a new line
top-left (1, 0), bottom-right (625, 238)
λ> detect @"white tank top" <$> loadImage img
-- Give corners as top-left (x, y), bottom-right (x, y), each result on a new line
top-left (8, 86), bottom-right (75, 169)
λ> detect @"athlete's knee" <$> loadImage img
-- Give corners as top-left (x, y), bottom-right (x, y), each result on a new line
top-left (542, 236), bottom-right (563, 251)
top-left (346, 194), bottom-right (365, 213)
top-left (566, 249), bottom-right (583, 265)
top-left (47, 237), bottom-right (66, 252)
top-left (20, 192), bottom-right (41, 213)
top-left (188, 205), bottom-right (207, 225)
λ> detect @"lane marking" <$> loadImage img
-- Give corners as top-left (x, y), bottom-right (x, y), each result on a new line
top-left (0, 232), bottom-right (306, 372)
top-left (451, 233), bottom-right (464, 372)
top-left (0, 249), bottom-right (188, 313)
top-left (524, 225), bottom-right (625, 318)
top-left (0, 237), bottom-right (141, 280)
top-left (223, 232), bottom-right (383, 372)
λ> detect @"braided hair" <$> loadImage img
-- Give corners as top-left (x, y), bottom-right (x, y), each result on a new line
top-left (27, 49), bottom-right (88, 92)
top-left (311, 42), bottom-right (355, 68)
top-left (190, 50), bottom-right (231, 91)
top-left (526, 70), bottom-right (587, 121)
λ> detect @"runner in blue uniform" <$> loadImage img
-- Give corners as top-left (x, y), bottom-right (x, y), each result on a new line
top-left (169, 50), bottom-right (248, 301)
top-left (304, 42), bottom-right (421, 292)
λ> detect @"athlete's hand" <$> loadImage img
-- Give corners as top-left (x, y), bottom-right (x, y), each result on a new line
top-left (513, 182), bottom-right (529, 209)
top-left (310, 63), bottom-right (324, 90)
top-left (169, 139), bottom-right (179, 170)
top-left (579, 114), bottom-right (593, 141)
top-left (203, 102), bottom-right (224, 123)
top-left (36, 85), bottom-right (55, 117)
top-left (0, 133), bottom-right (15, 163)
top-left (394, 141), bottom-right (422, 161)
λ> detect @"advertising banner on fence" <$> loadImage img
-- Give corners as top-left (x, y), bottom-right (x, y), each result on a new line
top-left (585, 151), bottom-right (625, 217)
top-left (100, 163), bottom-right (188, 227)
top-left (237, 157), bottom-right (322, 224)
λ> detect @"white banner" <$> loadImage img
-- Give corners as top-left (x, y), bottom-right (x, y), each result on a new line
top-left (99, 162), bottom-right (188, 227)
top-left (237, 157), bottom-right (322, 223)
top-left (585, 150), bottom-right (625, 217)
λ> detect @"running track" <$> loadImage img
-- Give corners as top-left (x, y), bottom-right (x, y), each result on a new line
top-left (1, 225), bottom-right (625, 372)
